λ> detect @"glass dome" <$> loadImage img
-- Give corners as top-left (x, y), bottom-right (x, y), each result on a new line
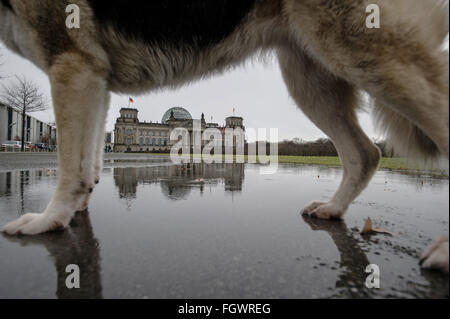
top-left (162, 107), bottom-right (192, 124)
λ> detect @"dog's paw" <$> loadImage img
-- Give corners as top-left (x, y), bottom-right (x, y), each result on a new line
top-left (420, 236), bottom-right (449, 274)
top-left (2, 213), bottom-right (69, 236)
top-left (302, 201), bottom-right (345, 220)
top-left (302, 201), bottom-right (327, 215)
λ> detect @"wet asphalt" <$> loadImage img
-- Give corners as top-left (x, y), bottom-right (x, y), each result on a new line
top-left (0, 153), bottom-right (448, 299)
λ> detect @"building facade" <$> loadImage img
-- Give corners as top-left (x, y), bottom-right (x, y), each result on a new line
top-left (0, 103), bottom-right (57, 146)
top-left (114, 107), bottom-right (245, 153)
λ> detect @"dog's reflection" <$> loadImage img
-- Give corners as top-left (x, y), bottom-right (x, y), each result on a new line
top-left (302, 216), bottom-right (373, 298)
top-left (4, 211), bottom-right (102, 299)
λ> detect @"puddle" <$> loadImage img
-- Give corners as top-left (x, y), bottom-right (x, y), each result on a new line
top-left (0, 162), bottom-right (448, 298)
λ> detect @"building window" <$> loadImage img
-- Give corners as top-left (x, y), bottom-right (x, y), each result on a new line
top-left (139, 137), bottom-right (143, 145)
top-left (158, 138), bottom-right (162, 146)
top-left (145, 138), bottom-right (150, 145)
top-left (164, 139), bottom-right (167, 146)
top-left (152, 138), bottom-right (156, 146)
top-left (126, 138), bottom-right (132, 145)
top-left (126, 129), bottom-right (132, 135)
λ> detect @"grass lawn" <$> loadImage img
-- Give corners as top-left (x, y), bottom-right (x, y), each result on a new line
top-left (277, 156), bottom-right (410, 169)
top-left (277, 156), bottom-right (446, 173)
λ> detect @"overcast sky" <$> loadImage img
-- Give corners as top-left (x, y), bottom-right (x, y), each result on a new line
top-left (1, 43), bottom-right (383, 142)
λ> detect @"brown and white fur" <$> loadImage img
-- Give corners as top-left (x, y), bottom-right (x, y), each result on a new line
top-left (0, 0), bottom-right (448, 273)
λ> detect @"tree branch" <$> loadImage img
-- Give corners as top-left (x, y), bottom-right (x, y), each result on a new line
top-left (0, 75), bottom-right (49, 113)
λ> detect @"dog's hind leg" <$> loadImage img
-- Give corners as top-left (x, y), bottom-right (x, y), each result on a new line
top-left (277, 47), bottom-right (381, 219)
top-left (2, 52), bottom-right (109, 235)
top-left (284, 0), bottom-right (448, 272)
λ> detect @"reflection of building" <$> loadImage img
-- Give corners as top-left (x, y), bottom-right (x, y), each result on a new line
top-left (0, 103), bottom-right (57, 145)
top-left (0, 170), bottom-right (54, 215)
top-left (113, 107), bottom-right (244, 153)
top-left (223, 163), bottom-right (245, 191)
top-left (114, 163), bottom-right (245, 200)
top-left (0, 170), bottom-right (45, 196)
top-left (0, 171), bottom-right (15, 196)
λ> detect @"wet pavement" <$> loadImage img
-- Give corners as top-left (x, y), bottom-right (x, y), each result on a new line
top-left (0, 153), bottom-right (448, 299)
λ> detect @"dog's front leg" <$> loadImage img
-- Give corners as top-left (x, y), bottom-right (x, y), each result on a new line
top-left (2, 52), bottom-right (109, 235)
top-left (94, 96), bottom-right (110, 185)
top-left (78, 93), bottom-right (110, 212)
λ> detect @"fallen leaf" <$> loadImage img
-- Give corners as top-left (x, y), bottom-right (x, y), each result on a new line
top-left (361, 217), bottom-right (374, 234)
top-left (361, 217), bottom-right (395, 236)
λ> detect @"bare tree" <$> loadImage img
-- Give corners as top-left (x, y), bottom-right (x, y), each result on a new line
top-left (1, 75), bottom-right (49, 151)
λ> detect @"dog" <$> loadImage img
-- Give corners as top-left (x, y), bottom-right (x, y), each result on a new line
top-left (0, 0), bottom-right (448, 273)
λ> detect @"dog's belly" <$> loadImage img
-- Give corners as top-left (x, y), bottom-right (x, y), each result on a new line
top-left (89, 0), bottom-right (261, 93)
top-left (88, 0), bottom-right (256, 50)
top-left (103, 38), bottom-right (254, 94)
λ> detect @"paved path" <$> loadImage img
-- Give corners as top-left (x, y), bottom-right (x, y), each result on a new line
top-left (0, 153), bottom-right (170, 171)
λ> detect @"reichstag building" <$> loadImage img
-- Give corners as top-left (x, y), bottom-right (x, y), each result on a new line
top-left (114, 107), bottom-right (245, 153)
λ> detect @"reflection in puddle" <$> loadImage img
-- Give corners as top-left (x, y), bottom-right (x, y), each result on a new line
top-left (302, 216), bottom-right (373, 298)
top-left (0, 170), bottom-right (56, 216)
top-left (114, 163), bottom-right (245, 201)
top-left (0, 163), bottom-right (448, 298)
top-left (3, 212), bottom-right (102, 299)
